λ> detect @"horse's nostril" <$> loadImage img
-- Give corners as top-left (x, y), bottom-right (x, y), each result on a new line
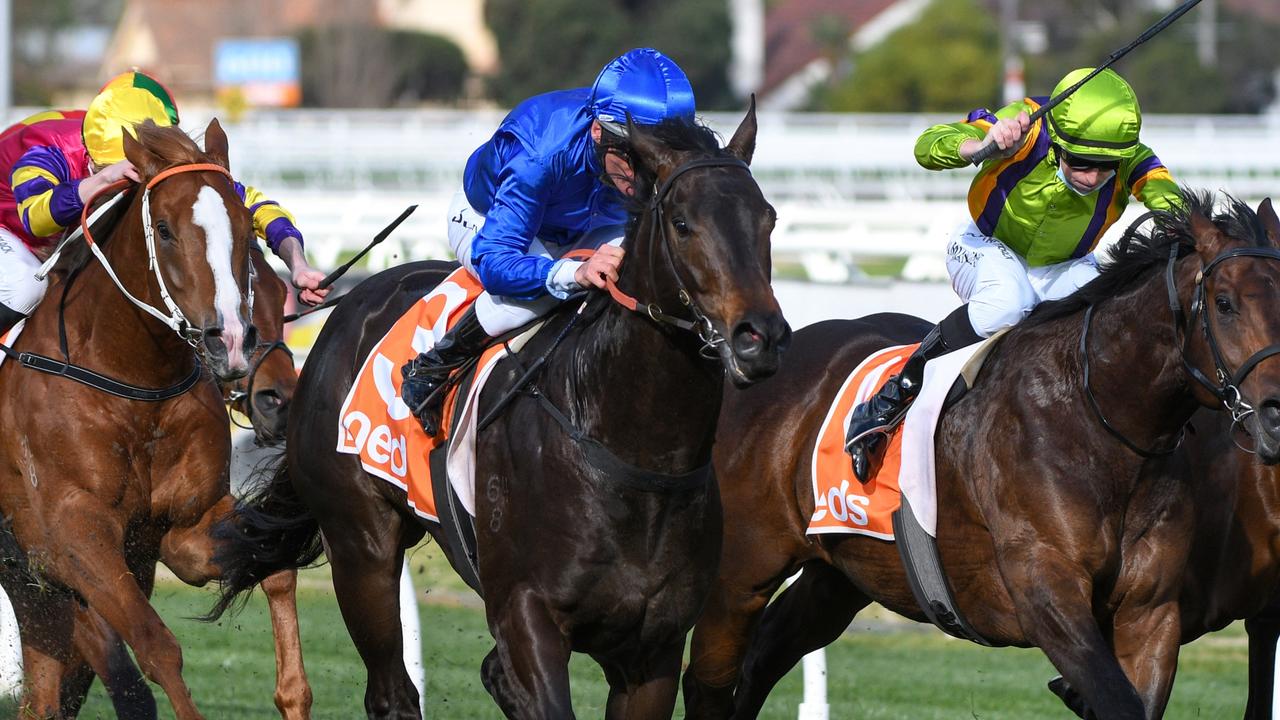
top-left (254, 390), bottom-right (284, 414)
top-left (732, 323), bottom-right (766, 358)
top-left (1261, 400), bottom-right (1280, 433)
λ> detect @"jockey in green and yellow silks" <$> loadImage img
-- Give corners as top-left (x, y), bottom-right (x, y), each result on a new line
top-left (846, 68), bottom-right (1181, 482)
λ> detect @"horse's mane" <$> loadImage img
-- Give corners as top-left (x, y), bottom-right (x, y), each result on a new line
top-left (1023, 188), bottom-right (1267, 327)
top-left (53, 122), bottom-right (212, 276)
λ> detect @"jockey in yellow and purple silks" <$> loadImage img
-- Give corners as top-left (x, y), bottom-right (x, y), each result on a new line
top-left (0, 70), bottom-right (329, 337)
top-left (845, 67), bottom-right (1182, 482)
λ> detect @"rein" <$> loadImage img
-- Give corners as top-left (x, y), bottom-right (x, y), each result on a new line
top-left (1081, 233), bottom-right (1280, 455)
top-left (604, 156), bottom-right (750, 358)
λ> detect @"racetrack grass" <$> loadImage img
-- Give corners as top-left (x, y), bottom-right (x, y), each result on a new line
top-left (60, 559), bottom-right (1247, 720)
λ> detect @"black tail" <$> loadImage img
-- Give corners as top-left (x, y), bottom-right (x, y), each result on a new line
top-left (204, 454), bottom-right (324, 621)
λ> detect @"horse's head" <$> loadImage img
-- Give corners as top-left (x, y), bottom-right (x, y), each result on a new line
top-left (622, 101), bottom-right (790, 386)
top-left (121, 118), bottom-right (255, 381)
top-left (1173, 193), bottom-right (1280, 463)
top-left (224, 247), bottom-right (295, 445)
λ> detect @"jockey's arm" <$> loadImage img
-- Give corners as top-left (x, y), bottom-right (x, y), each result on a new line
top-left (915, 99), bottom-right (1034, 170)
top-left (235, 182), bottom-right (329, 305)
top-left (12, 145), bottom-right (84, 239)
top-left (1126, 145), bottom-right (1181, 212)
top-left (471, 154), bottom-right (585, 302)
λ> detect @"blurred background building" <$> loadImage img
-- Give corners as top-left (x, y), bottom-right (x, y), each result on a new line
top-left (5, 0), bottom-right (1280, 329)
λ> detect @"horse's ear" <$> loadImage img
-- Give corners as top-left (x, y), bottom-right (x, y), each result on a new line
top-left (725, 94), bottom-right (757, 165)
top-left (204, 118), bottom-right (230, 171)
top-left (625, 113), bottom-right (678, 176)
top-left (122, 131), bottom-right (163, 181)
top-left (1190, 208), bottom-right (1231, 261)
top-left (1259, 198), bottom-right (1280, 247)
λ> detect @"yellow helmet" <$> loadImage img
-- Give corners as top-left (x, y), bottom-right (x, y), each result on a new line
top-left (82, 71), bottom-right (180, 166)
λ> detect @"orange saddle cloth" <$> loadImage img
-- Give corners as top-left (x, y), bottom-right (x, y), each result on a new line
top-left (335, 266), bottom-right (505, 522)
top-left (807, 343), bottom-right (919, 540)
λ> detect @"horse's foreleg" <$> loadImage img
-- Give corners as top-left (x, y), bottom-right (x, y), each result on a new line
top-left (998, 548), bottom-right (1147, 720)
top-left (595, 642), bottom-right (684, 720)
top-left (734, 562), bottom-right (868, 719)
top-left (683, 549), bottom-right (798, 720)
top-left (260, 570), bottom-right (311, 720)
top-left (11, 588), bottom-right (76, 719)
top-left (1245, 592), bottom-right (1280, 720)
top-left (161, 497), bottom-right (312, 720)
top-left (42, 509), bottom-right (204, 720)
top-left (486, 587), bottom-right (574, 720)
top-left (66, 606), bottom-right (156, 720)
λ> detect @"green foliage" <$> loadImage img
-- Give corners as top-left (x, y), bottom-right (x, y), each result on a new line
top-left (297, 25), bottom-right (469, 108)
top-left (816, 0), bottom-right (1001, 113)
top-left (1027, 7), bottom-right (1280, 114)
top-left (485, 0), bottom-right (734, 110)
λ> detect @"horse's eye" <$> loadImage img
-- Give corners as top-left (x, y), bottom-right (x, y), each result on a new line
top-left (672, 218), bottom-right (690, 236)
top-left (1215, 294), bottom-right (1235, 314)
top-left (155, 220), bottom-right (173, 243)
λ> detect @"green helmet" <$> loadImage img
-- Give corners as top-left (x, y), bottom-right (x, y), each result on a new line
top-left (1047, 68), bottom-right (1141, 163)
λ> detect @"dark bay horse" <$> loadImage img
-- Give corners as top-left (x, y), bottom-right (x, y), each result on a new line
top-left (209, 107), bottom-right (790, 718)
top-left (683, 191), bottom-right (1280, 720)
top-left (46, 245), bottom-right (307, 720)
top-left (0, 120), bottom-right (306, 720)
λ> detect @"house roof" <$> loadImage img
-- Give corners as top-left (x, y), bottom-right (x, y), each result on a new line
top-left (762, 0), bottom-right (901, 95)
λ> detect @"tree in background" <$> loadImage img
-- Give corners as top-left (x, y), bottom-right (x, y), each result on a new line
top-left (1025, 6), bottom-right (1280, 114)
top-left (814, 0), bottom-right (1001, 113)
top-left (485, 0), bottom-right (735, 110)
top-left (297, 25), bottom-right (468, 108)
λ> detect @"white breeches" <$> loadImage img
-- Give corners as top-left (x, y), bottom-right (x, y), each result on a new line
top-left (945, 220), bottom-right (1100, 338)
top-left (0, 227), bottom-right (47, 315)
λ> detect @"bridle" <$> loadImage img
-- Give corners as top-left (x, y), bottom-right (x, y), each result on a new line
top-left (603, 156), bottom-right (751, 359)
top-left (1081, 228), bottom-right (1280, 456)
top-left (81, 162), bottom-right (255, 347)
top-left (226, 339), bottom-right (293, 433)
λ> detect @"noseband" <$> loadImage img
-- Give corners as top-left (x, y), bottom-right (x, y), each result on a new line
top-left (81, 162), bottom-right (255, 346)
top-left (1082, 237), bottom-right (1280, 456)
top-left (227, 339), bottom-right (294, 435)
top-left (605, 156), bottom-right (751, 358)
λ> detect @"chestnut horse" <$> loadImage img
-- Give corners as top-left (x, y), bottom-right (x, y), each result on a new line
top-left (683, 191), bottom-right (1280, 720)
top-left (0, 120), bottom-right (306, 720)
top-left (209, 108), bottom-right (790, 718)
top-left (43, 244), bottom-right (307, 720)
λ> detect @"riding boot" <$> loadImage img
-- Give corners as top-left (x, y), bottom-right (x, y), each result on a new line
top-left (0, 303), bottom-right (25, 340)
top-left (845, 304), bottom-right (983, 483)
top-left (400, 307), bottom-right (491, 436)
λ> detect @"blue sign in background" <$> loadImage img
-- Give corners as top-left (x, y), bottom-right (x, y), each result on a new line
top-left (214, 38), bottom-right (300, 85)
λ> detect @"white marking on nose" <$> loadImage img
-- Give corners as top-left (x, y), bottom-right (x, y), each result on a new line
top-left (191, 185), bottom-right (247, 370)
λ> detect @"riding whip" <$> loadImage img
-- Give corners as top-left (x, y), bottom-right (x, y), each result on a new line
top-left (316, 204), bottom-right (417, 290)
top-left (970, 0), bottom-right (1203, 166)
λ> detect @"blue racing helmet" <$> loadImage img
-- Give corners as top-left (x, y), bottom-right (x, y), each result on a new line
top-left (589, 48), bottom-right (695, 136)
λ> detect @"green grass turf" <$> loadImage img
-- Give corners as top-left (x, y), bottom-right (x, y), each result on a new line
top-left (54, 557), bottom-right (1247, 719)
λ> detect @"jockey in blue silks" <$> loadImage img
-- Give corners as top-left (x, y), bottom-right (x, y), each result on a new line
top-left (401, 48), bottom-right (697, 434)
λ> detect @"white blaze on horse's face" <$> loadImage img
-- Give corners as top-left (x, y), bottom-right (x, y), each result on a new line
top-left (191, 185), bottom-right (249, 372)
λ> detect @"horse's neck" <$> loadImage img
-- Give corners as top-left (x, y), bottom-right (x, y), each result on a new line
top-left (60, 221), bottom-right (195, 385)
top-left (1068, 266), bottom-right (1198, 451)
top-left (559, 300), bottom-right (723, 473)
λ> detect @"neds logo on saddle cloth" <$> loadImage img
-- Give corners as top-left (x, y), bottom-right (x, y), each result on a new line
top-left (809, 343), bottom-right (919, 539)
top-left (336, 267), bottom-right (503, 522)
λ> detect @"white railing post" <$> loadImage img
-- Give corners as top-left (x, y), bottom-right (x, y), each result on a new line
top-left (400, 560), bottom-right (426, 716)
top-left (0, 588), bottom-right (20, 700)
top-left (1271, 633), bottom-right (1280, 719)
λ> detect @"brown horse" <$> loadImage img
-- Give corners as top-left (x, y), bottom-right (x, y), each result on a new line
top-left (43, 245), bottom-right (307, 720)
top-left (208, 108), bottom-right (790, 719)
top-left (0, 119), bottom-right (306, 720)
top-left (683, 191), bottom-right (1280, 720)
